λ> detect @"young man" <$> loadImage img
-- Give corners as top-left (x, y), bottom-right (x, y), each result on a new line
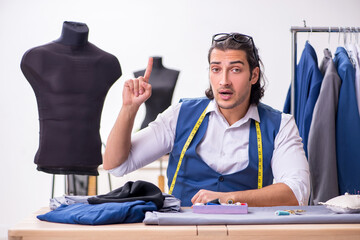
top-left (103, 33), bottom-right (310, 207)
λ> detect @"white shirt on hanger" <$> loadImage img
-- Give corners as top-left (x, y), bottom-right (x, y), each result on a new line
top-left (348, 44), bottom-right (360, 116)
top-left (109, 100), bottom-right (310, 205)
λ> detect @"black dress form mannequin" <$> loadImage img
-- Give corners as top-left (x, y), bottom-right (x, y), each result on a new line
top-left (134, 56), bottom-right (179, 129)
top-left (21, 21), bottom-right (122, 176)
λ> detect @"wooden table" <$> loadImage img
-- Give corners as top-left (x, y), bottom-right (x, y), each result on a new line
top-left (8, 208), bottom-right (360, 240)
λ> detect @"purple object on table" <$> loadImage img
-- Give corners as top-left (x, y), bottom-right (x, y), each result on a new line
top-left (192, 203), bottom-right (248, 214)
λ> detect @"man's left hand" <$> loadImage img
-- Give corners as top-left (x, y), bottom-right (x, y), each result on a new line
top-left (191, 189), bottom-right (232, 205)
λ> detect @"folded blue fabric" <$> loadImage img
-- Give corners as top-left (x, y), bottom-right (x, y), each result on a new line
top-left (37, 200), bottom-right (157, 225)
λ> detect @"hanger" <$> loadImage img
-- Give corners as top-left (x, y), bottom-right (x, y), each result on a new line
top-left (328, 26), bottom-right (331, 50)
top-left (307, 26), bottom-right (312, 43)
top-left (350, 27), bottom-right (359, 45)
top-left (341, 27), bottom-right (357, 67)
top-left (344, 27), bottom-right (348, 46)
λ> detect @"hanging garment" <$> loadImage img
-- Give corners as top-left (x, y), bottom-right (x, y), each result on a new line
top-left (356, 44), bottom-right (360, 67)
top-left (307, 49), bottom-right (341, 205)
top-left (334, 47), bottom-right (360, 195)
top-left (37, 201), bottom-right (157, 225)
top-left (347, 44), bottom-right (360, 116)
top-left (283, 42), bottom-right (323, 156)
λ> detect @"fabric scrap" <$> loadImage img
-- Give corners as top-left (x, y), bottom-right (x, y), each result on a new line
top-left (88, 180), bottom-right (164, 209)
top-left (143, 205), bottom-right (360, 225)
top-left (38, 200), bottom-right (157, 225)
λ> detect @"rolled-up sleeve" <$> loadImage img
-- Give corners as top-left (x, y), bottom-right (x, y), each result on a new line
top-left (271, 113), bottom-right (310, 205)
top-left (108, 103), bottom-right (181, 177)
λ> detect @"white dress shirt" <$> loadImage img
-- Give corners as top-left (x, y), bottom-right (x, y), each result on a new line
top-left (348, 44), bottom-right (360, 116)
top-left (109, 100), bottom-right (310, 205)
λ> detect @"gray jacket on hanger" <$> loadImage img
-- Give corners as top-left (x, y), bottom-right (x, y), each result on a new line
top-left (308, 48), bottom-right (341, 205)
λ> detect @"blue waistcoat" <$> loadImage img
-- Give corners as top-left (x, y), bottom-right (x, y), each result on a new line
top-left (283, 42), bottom-right (323, 156)
top-left (167, 98), bottom-right (281, 206)
top-left (334, 47), bottom-right (360, 195)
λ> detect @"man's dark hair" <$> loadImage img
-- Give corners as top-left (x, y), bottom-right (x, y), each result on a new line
top-left (205, 33), bottom-right (265, 105)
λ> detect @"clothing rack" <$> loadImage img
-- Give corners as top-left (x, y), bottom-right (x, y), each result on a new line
top-left (289, 26), bottom-right (360, 113)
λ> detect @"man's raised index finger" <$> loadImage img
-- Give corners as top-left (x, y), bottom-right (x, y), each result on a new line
top-left (144, 57), bottom-right (153, 82)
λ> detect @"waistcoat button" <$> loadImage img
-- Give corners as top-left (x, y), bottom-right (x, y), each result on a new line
top-left (219, 176), bottom-right (224, 182)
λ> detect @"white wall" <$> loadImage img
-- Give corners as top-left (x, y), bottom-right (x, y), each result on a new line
top-left (1, 0), bottom-right (360, 237)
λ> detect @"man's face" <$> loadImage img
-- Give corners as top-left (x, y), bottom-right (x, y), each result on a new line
top-left (209, 48), bottom-right (259, 114)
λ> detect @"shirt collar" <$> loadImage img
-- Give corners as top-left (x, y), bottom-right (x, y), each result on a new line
top-left (207, 99), bottom-right (260, 127)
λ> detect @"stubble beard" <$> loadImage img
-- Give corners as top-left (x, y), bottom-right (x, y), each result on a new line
top-left (216, 92), bottom-right (250, 111)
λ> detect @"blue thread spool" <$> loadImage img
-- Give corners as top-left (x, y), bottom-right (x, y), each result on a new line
top-left (275, 210), bottom-right (290, 216)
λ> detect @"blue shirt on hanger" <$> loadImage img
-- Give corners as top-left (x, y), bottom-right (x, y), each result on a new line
top-left (334, 46), bottom-right (360, 195)
top-left (284, 41), bottom-right (323, 157)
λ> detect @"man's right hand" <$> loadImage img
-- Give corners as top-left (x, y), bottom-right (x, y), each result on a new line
top-left (103, 57), bottom-right (153, 171)
top-left (122, 57), bottom-right (153, 108)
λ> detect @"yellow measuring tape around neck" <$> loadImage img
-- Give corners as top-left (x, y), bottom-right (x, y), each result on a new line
top-left (168, 104), bottom-right (263, 194)
top-left (168, 104), bottom-right (209, 195)
top-left (255, 121), bottom-right (263, 189)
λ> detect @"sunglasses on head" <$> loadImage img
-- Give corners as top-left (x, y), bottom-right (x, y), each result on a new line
top-left (212, 33), bottom-right (259, 62)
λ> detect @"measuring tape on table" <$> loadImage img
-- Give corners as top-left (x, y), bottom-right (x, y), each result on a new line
top-left (168, 104), bottom-right (264, 194)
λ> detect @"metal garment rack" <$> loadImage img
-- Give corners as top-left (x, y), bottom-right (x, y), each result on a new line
top-left (289, 26), bottom-right (359, 114)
